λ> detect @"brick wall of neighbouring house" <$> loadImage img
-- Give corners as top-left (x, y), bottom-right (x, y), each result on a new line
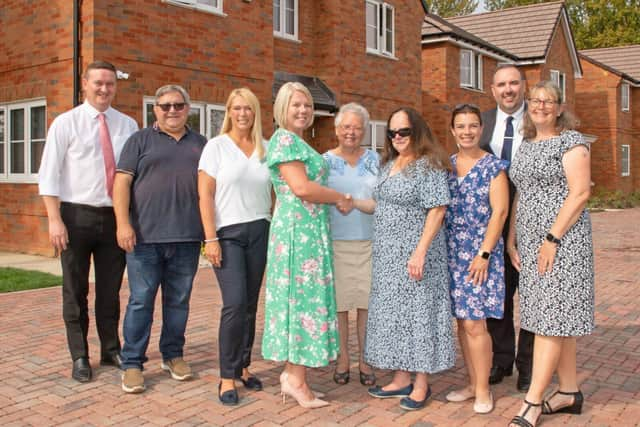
top-left (632, 87), bottom-right (640, 192)
top-left (422, 42), bottom-right (503, 153)
top-left (576, 58), bottom-right (636, 193)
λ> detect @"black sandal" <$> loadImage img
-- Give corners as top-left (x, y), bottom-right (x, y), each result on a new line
top-left (333, 369), bottom-right (350, 385)
top-left (510, 399), bottom-right (541, 427)
top-left (359, 370), bottom-right (376, 386)
top-left (542, 390), bottom-right (583, 414)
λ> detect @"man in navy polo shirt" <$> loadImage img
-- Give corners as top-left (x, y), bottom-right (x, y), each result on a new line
top-left (112, 84), bottom-right (206, 393)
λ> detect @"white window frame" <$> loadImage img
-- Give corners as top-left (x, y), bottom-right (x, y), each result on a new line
top-left (460, 49), bottom-right (483, 90)
top-left (550, 70), bottom-right (566, 103)
top-left (273, 0), bottom-right (299, 41)
top-left (365, 0), bottom-right (395, 57)
top-left (0, 99), bottom-right (47, 183)
top-left (164, 0), bottom-right (224, 16)
top-left (363, 120), bottom-right (387, 153)
top-left (143, 97), bottom-right (224, 140)
top-left (621, 83), bottom-right (630, 112)
top-left (621, 144), bottom-right (630, 177)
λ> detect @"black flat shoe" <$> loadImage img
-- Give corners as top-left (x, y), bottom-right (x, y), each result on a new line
top-left (240, 376), bottom-right (263, 391)
top-left (218, 382), bottom-right (239, 406)
top-left (510, 399), bottom-right (541, 427)
top-left (100, 352), bottom-right (122, 368)
top-left (399, 386), bottom-right (432, 411)
top-left (542, 390), bottom-right (583, 415)
top-left (489, 365), bottom-right (512, 385)
top-left (72, 357), bottom-right (92, 383)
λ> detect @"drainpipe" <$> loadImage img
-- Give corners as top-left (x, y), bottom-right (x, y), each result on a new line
top-left (73, 0), bottom-right (80, 106)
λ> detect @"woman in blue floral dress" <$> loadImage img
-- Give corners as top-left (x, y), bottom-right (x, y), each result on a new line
top-left (261, 82), bottom-right (352, 409)
top-left (444, 104), bottom-right (509, 414)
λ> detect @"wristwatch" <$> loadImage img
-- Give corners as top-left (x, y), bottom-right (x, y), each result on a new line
top-left (545, 233), bottom-right (561, 245)
top-left (477, 250), bottom-right (491, 260)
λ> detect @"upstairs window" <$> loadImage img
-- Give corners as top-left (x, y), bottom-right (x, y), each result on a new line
top-left (550, 70), bottom-right (566, 103)
top-left (273, 0), bottom-right (298, 40)
top-left (621, 83), bottom-right (630, 112)
top-left (460, 50), bottom-right (483, 90)
top-left (366, 1), bottom-right (394, 57)
top-left (165, 0), bottom-right (223, 15)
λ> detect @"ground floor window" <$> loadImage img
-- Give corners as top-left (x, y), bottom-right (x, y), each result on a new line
top-left (621, 144), bottom-right (630, 177)
top-left (143, 98), bottom-right (225, 140)
top-left (0, 99), bottom-right (47, 182)
top-left (363, 120), bottom-right (387, 153)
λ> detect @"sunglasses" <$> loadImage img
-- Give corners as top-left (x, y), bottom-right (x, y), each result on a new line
top-left (387, 127), bottom-right (412, 139)
top-left (156, 103), bottom-right (186, 112)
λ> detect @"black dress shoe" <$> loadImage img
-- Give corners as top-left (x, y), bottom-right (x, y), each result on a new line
top-left (72, 357), bottom-right (92, 383)
top-left (218, 382), bottom-right (239, 406)
top-left (100, 352), bottom-right (122, 368)
top-left (517, 371), bottom-right (532, 392)
top-left (240, 376), bottom-right (263, 391)
top-left (488, 365), bottom-right (512, 385)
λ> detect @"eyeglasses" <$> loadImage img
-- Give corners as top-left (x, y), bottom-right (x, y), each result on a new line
top-left (339, 125), bottom-right (364, 133)
top-left (156, 103), bottom-right (186, 112)
top-left (528, 98), bottom-right (558, 108)
top-left (386, 127), bottom-right (412, 139)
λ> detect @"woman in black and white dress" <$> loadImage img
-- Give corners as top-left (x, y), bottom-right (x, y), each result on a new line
top-left (507, 81), bottom-right (594, 427)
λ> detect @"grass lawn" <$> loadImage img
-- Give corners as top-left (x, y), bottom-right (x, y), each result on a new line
top-left (0, 267), bottom-right (62, 293)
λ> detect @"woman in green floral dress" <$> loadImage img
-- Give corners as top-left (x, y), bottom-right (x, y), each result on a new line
top-left (262, 82), bottom-right (352, 409)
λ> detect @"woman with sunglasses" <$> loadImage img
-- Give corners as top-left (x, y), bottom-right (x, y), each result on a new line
top-left (443, 104), bottom-right (509, 414)
top-left (261, 82), bottom-right (352, 409)
top-left (363, 107), bottom-right (455, 411)
top-left (198, 88), bottom-right (272, 405)
top-left (323, 102), bottom-right (379, 387)
top-left (507, 81), bottom-right (593, 427)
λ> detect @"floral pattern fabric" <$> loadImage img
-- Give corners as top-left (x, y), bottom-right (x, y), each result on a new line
top-left (445, 154), bottom-right (509, 320)
top-left (364, 158), bottom-right (455, 373)
top-left (510, 130), bottom-right (595, 337)
top-left (261, 129), bottom-right (339, 367)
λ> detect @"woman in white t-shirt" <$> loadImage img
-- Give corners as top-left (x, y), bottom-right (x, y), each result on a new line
top-left (198, 88), bottom-right (272, 406)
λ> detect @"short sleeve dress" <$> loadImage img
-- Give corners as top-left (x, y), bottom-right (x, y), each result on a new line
top-left (261, 129), bottom-right (339, 367)
top-left (364, 157), bottom-right (455, 373)
top-left (510, 130), bottom-right (595, 337)
top-left (445, 154), bottom-right (509, 320)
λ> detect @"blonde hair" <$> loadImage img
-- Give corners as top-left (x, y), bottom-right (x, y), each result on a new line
top-left (273, 82), bottom-right (314, 130)
top-left (522, 80), bottom-right (579, 139)
top-left (220, 88), bottom-right (265, 159)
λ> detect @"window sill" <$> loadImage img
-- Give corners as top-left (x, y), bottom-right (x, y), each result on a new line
top-left (163, 1), bottom-right (226, 17)
top-left (0, 176), bottom-right (39, 184)
top-left (460, 86), bottom-right (484, 93)
top-left (274, 33), bottom-right (301, 43)
top-left (366, 50), bottom-right (398, 61)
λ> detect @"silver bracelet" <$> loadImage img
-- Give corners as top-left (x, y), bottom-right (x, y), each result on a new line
top-left (204, 238), bottom-right (219, 243)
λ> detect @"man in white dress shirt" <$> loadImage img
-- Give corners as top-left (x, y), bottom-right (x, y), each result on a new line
top-left (38, 61), bottom-right (138, 382)
top-left (479, 64), bottom-right (534, 392)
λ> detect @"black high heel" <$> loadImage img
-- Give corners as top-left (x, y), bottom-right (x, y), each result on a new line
top-left (542, 390), bottom-right (583, 415)
top-left (510, 399), bottom-right (541, 427)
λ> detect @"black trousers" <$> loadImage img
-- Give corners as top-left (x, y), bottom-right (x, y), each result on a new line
top-left (486, 254), bottom-right (534, 374)
top-left (213, 219), bottom-right (269, 379)
top-left (60, 202), bottom-right (125, 361)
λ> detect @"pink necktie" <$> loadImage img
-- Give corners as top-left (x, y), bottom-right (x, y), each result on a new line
top-left (98, 113), bottom-right (116, 198)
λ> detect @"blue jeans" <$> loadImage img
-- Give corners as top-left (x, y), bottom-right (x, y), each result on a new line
top-left (121, 242), bottom-right (200, 370)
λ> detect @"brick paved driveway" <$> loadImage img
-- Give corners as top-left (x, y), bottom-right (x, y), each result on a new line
top-left (1, 209), bottom-right (639, 426)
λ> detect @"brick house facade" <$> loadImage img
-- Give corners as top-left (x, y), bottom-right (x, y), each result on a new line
top-left (420, 2), bottom-right (582, 153)
top-left (577, 47), bottom-right (640, 193)
top-left (0, 0), bottom-right (428, 255)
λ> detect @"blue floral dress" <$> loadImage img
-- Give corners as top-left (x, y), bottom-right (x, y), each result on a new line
top-left (261, 129), bottom-right (339, 367)
top-left (445, 154), bottom-right (508, 320)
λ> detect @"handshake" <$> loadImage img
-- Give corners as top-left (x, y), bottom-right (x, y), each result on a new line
top-left (336, 193), bottom-right (354, 215)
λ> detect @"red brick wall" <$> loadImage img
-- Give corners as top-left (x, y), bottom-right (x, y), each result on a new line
top-left (576, 58), bottom-right (637, 193)
top-left (422, 43), bottom-right (503, 153)
top-left (633, 87), bottom-right (640, 191)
